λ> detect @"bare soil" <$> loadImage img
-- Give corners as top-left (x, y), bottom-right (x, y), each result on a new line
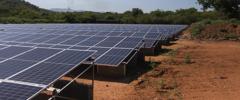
top-left (94, 39), bottom-right (240, 100)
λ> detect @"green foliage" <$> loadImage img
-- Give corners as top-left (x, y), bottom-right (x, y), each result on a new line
top-left (197, 0), bottom-right (240, 18)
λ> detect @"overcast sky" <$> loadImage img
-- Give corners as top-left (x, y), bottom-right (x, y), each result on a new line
top-left (25, 0), bottom-right (201, 13)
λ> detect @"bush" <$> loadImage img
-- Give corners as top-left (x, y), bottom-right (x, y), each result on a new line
top-left (184, 53), bottom-right (191, 64)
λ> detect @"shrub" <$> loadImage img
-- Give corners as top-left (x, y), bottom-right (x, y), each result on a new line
top-left (184, 53), bottom-right (191, 64)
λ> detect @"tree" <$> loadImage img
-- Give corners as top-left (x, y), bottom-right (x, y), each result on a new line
top-left (197, 0), bottom-right (240, 18)
top-left (131, 8), bottom-right (144, 17)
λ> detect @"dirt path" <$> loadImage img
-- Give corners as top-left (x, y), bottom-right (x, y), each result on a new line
top-left (94, 39), bottom-right (240, 100)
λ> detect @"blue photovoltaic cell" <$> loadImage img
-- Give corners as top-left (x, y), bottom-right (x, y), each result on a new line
top-left (0, 46), bottom-right (32, 58)
top-left (77, 36), bottom-right (106, 46)
top-left (0, 41), bottom-right (6, 45)
top-left (84, 31), bottom-right (98, 35)
top-left (4, 42), bottom-right (20, 45)
top-left (35, 44), bottom-right (54, 48)
top-left (0, 60), bottom-right (36, 79)
top-left (132, 32), bottom-right (146, 37)
top-left (104, 48), bottom-right (133, 56)
top-left (69, 46), bottom-right (90, 50)
top-left (96, 31), bottom-right (110, 36)
top-left (2, 34), bottom-right (29, 41)
top-left (107, 31), bottom-right (122, 36)
top-left (17, 43), bottom-right (36, 47)
top-left (0, 58), bottom-right (5, 62)
top-left (10, 63), bottom-right (79, 85)
top-left (95, 55), bottom-right (124, 65)
top-left (116, 37), bottom-right (143, 48)
top-left (30, 34), bottom-right (59, 43)
top-left (15, 34), bottom-right (44, 42)
top-left (116, 42), bottom-right (140, 48)
top-left (0, 45), bottom-right (6, 49)
top-left (96, 37), bottom-right (124, 47)
top-left (44, 35), bottom-right (74, 44)
top-left (0, 82), bottom-right (42, 100)
top-left (13, 48), bottom-right (61, 61)
top-left (51, 45), bottom-right (71, 49)
top-left (120, 32), bottom-right (134, 36)
top-left (60, 36), bottom-right (90, 45)
top-left (89, 47), bottom-right (110, 58)
top-left (143, 39), bottom-right (157, 48)
top-left (45, 50), bottom-right (93, 65)
top-left (95, 48), bottom-right (133, 66)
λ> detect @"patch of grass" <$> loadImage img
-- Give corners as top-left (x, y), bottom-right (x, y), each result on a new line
top-left (190, 19), bottom-right (212, 38)
top-left (149, 62), bottom-right (160, 69)
top-left (166, 49), bottom-right (179, 57)
top-left (184, 53), bottom-right (192, 64)
top-left (158, 78), bottom-right (165, 90)
top-left (225, 33), bottom-right (239, 40)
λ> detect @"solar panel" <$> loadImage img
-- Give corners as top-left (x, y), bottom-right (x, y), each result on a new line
top-left (0, 45), bottom-right (6, 49)
top-left (44, 35), bottom-right (74, 44)
top-left (107, 31), bottom-right (122, 36)
top-left (0, 60), bottom-right (36, 79)
top-left (96, 37), bottom-right (124, 47)
top-left (69, 46), bottom-right (90, 50)
top-left (35, 44), bottom-right (54, 48)
top-left (45, 50), bottom-right (94, 65)
top-left (13, 48), bottom-right (61, 61)
top-left (0, 46), bottom-right (32, 59)
top-left (95, 48), bottom-right (133, 66)
top-left (60, 36), bottom-right (90, 45)
top-left (0, 82), bottom-right (42, 100)
top-left (10, 63), bottom-right (74, 85)
top-left (77, 36), bottom-right (106, 46)
top-left (30, 34), bottom-right (59, 43)
top-left (15, 34), bottom-right (45, 42)
top-left (89, 47), bottom-right (110, 58)
top-left (51, 45), bottom-right (71, 49)
top-left (95, 55), bottom-right (125, 66)
top-left (116, 37), bottom-right (143, 48)
top-left (2, 34), bottom-right (29, 41)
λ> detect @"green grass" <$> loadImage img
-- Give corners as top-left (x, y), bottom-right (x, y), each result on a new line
top-left (184, 53), bottom-right (192, 64)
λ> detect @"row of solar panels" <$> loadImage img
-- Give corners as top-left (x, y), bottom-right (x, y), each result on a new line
top-left (0, 46), bottom-right (94, 100)
top-left (0, 29), bottom-right (170, 40)
top-left (0, 24), bottom-right (187, 66)
top-left (0, 24), bottom-right (187, 100)
top-left (0, 24), bottom-right (187, 32)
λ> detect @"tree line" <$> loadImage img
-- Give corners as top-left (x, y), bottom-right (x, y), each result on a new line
top-left (0, 0), bottom-right (239, 24)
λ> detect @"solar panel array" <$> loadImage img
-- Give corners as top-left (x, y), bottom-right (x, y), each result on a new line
top-left (0, 24), bottom-right (187, 100)
top-left (0, 24), bottom-right (187, 67)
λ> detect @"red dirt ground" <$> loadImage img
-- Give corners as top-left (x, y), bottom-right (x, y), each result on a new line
top-left (94, 38), bottom-right (240, 100)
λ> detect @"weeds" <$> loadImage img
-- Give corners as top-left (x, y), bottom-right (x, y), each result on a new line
top-left (158, 78), bottom-right (165, 90)
top-left (225, 33), bottom-right (239, 40)
top-left (184, 53), bottom-right (192, 64)
top-left (166, 49), bottom-right (179, 57)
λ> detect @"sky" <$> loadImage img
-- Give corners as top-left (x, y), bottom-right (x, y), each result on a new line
top-left (25, 0), bottom-right (201, 13)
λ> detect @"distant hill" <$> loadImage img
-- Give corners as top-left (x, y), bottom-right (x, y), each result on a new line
top-left (50, 8), bottom-right (85, 12)
top-left (0, 0), bottom-right (49, 17)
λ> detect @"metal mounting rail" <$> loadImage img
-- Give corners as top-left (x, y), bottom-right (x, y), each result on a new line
top-left (49, 59), bottom-right (95, 100)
